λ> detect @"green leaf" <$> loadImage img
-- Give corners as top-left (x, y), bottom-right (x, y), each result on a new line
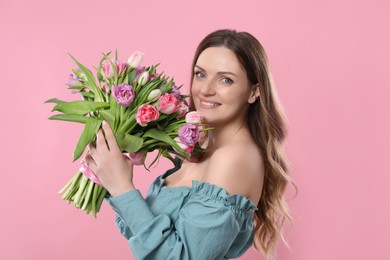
top-left (67, 53), bottom-right (104, 101)
top-left (99, 110), bottom-right (115, 125)
top-left (48, 114), bottom-right (87, 124)
top-left (44, 98), bottom-right (67, 104)
top-left (67, 85), bottom-right (85, 90)
top-left (142, 128), bottom-right (189, 160)
top-left (116, 132), bottom-right (143, 152)
top-left (127, 68), bottom-right (136, 85)
top-left (161, 78), bottom-right (174, 93)
top-left (73, 117), bottom-right (102, 161)
top-left (146, 148), bottom-right (162, 171)
top-left (161, 150), bottom-right (176, 166)
top-left (52, 101), bottom-right (110, 115)
top-left (106, 56), bottom-right (118, 84)
top-left (80, 91), bottom-right (95, 99)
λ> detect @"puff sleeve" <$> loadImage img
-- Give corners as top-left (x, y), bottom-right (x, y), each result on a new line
top-left (105, 181), bottom-right (257, 260)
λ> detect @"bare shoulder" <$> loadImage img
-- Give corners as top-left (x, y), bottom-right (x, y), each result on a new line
top-left (205, 142), bottom-right (264, 205)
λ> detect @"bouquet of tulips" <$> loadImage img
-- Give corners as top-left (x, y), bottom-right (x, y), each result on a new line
top-left (45, 50), bottom-right (209, 217)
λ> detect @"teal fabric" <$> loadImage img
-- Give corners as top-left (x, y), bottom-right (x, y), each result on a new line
top-left (105, 159), bottom-right (258, 260)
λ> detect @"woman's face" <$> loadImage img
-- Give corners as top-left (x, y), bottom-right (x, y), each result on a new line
top-left (191, 46), bottom-right (257, 126)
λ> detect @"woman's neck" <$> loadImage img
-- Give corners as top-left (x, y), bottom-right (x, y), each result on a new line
top-left (205, 119), bottom-right (251, 153)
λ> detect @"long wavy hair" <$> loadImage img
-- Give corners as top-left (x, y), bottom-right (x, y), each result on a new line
top-left (189, 29), bottom-right (295, 259)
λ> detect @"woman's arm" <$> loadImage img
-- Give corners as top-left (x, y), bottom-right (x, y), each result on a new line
top-left (106, 187), bottom-right (253, 259)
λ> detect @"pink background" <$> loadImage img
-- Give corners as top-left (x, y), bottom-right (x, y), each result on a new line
top-left (1, 0), bottom-right (389, 259)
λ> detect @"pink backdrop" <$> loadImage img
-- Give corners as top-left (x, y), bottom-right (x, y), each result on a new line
top-left (1, 0), bottom-right (389, 259)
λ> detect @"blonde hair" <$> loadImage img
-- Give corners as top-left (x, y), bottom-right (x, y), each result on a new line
top-left (190, 29), bottom-right (296, 259)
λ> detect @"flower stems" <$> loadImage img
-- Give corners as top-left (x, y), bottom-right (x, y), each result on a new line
top-left (58, 171), bottom-right (108, 218)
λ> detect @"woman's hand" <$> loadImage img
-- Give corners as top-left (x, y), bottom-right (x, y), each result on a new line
top-left (83, 121), bottom-right (135, 197)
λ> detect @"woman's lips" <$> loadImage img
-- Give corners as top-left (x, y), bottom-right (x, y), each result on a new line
top-left (199, 99), bottom-right (221, 109)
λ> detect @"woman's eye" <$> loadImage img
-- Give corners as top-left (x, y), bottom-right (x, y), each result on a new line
top-left (221, 77), bottom-right (233, 85)
top-left (195, 71), bottom-right (205, 78)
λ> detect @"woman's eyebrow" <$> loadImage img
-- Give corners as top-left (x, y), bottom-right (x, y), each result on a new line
top-left (194, 65), bottom-right (237, 77)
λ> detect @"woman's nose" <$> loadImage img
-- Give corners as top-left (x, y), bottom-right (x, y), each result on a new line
top-left (199, 80), bottom-right (216, 96)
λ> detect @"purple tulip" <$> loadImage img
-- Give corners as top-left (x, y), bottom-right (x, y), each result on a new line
top-left (171, 85), bottom-right (181, 99)
top-left (113, 83), bottom-right (135, 107)
top-left (178, 123), bottom-right (200, 146)
top-left (66, 73), bottom-right (82, 87)
top-left (135, 66), bottom-right (145, 77)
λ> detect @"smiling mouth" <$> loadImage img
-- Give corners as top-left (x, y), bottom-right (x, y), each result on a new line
top-left (200, 101), bottom-right (221, 107)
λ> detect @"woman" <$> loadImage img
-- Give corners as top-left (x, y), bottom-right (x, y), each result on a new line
top-left (84, 29), bottom-right (293, 260)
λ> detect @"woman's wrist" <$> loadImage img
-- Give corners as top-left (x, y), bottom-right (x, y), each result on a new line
top-left (110, 183), bottom-right (136, 198)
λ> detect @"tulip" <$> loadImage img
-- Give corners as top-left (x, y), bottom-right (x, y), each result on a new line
top-left (101, 83), bottom-right (111, 94)
top-left (178, 123), bottom-right (200, 146)
top-left (66, 73), bottom-right (82, 87)
top-left (127, 50), bottom-right (144, 68)
top-left (101, 59), bottom-right (115, 80)
top-left (135, 66), bottom-right (145, 77)
top-left (176, 101), bottom-right (190, 119)
top-left (113, 83), bottom-right (135, 107)
top-left (171, 85), bottom-right (181, 99)
top-left (137, 71), bottom-right (150, 86)
top-left (115, 60), bottom-right (126, 77)
top-left (147, 89), bottom-right (162, 102)
top-left (136, 104), bottom-right (160, 126)
top-left (156, 93), bottom-right (180, 114)
top-left (185, 111), bottom-right (203, 124)
top-left (174, 137), bottom-right (195, 155)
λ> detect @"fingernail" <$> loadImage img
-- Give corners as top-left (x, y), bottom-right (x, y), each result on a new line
top-left (102, 120), bottom-right (106, 126)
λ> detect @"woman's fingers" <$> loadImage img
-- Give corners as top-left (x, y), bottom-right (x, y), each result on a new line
top-left (87, 144), bottom-right (99, 162)
top-left (96, 129), bottom-right (108, 153)
top-left (102, 121), bottom-right (120, 152)
top-left (83, 153), bottom-right (96, 168)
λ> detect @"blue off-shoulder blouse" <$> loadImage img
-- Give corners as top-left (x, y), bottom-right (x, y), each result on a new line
top-left (105, 159), bottom-right (258, 260)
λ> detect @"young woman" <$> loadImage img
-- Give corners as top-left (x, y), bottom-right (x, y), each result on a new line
top-left (84, 29), bottom-right (293, 260)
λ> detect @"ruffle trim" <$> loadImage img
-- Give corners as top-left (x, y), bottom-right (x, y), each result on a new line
top-left (191, 180), bottom-right (259, 213)
top-left (156, 170), bottom-right (259, 214)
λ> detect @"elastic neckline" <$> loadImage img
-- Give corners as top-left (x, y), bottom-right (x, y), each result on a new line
top-left (157, 160), bottom-right (259, 212)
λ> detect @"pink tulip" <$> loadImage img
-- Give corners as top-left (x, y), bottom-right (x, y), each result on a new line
top-left (101, 59), bottom-right (115, 80)
top-left (156, 93), bottom-right (180, 114)
top-left (101, 83), bottom-right (110, 94)
top-left (185, 111), bottom-right (203, 124)
top-left (136, 104), bottom-right (160, 126)
top-left (177, 101), bottom-right (190, 119)
top-left (127, 50), bottom-right (144, 68)
top-left (115, 60), bottom-right (126, 77)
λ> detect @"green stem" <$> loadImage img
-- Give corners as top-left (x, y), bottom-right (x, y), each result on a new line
top-left (74, 175), bottom-right (89, 207)
top-left (96, 188), bottom-right (108, 213)
top-left (58, 175), bottom-right (74, 195)
top-left (92, 183), bottom-right (99, 218)
top-left (60, 171), bottom-right (82, 200)
top-left (82, 180), bottom-right (94, 210)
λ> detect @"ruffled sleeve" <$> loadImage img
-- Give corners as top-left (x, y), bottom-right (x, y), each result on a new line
top-left (106, 180), bottom-right (258, 260)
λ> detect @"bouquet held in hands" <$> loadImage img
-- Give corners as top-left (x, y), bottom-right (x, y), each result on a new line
top-left (45, 50), bottom-right (209, 217)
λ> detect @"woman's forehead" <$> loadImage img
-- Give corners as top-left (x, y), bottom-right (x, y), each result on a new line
top-left (196, 47), bottom-right (245, 75)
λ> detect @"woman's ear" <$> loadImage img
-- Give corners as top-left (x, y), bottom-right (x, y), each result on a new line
top-left (248, 84), bottom-right (260, 104)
